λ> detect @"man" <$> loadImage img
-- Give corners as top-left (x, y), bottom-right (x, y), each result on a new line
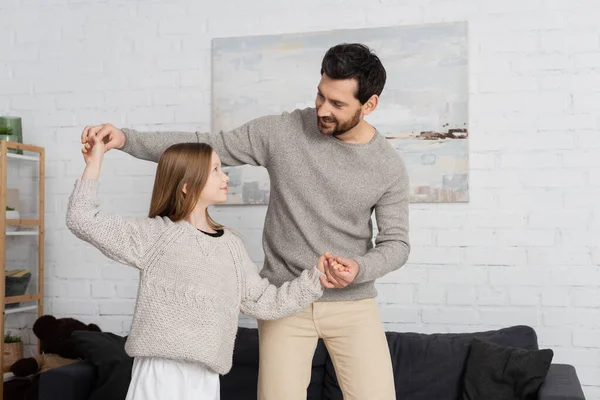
top-left (82, 43), bottom-right (410, 400)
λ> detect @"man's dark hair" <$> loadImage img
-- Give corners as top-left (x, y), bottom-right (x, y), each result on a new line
top-left (320, 43), bottom-right (386, 104)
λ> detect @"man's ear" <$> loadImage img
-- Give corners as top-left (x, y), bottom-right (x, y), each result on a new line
top-left (362, 94), bottom-right (379, 116)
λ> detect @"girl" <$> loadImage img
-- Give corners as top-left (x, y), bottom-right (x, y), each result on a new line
top-left (66, 136), bottom-right (330, 400)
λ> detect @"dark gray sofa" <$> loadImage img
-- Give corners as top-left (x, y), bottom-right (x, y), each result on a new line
top-left (38, 325), bottom-right (586, 400)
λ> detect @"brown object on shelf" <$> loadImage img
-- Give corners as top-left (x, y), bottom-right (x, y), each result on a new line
top-left (3, 341), bottom-right (23, 369)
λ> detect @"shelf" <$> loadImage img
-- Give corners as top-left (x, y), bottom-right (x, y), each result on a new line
top-left (6, 230), bottom-right (38, 236)
top-left (6, 219), bottom-right (40, 227)
top-left (5, 294), bottom-right (41, 305)
top-left (4, 304), bottom-right (37, 315)
top-left (4, 153), bottom-right (39, 162)
top-left (0, 142), bottom-right (44, 400)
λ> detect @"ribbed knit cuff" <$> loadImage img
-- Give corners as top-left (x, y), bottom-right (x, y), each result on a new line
top-left (305, 267), bottom-right (325, 296)
top-left (121, 128), bottom-right (135, 155)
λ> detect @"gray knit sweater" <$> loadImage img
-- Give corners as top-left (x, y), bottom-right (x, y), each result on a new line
top-left (66, 179), bottom-right (324, 374)
top-left (121, 107), bottom-right (410, 301)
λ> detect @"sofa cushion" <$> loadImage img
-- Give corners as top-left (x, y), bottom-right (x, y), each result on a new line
top-left (538, 364), bottom-right (586, 400)
top-left (71, 331), bottom-right (133, 400)
top-left (462, 338), bottom-right (553, 400)
top-left (38, 361), bottom-right (96, 400)
top-left (323, 325), bottom-right (539, 400)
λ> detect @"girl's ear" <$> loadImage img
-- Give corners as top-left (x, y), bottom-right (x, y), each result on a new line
top-left (182, 183), bottom-right (188, 195)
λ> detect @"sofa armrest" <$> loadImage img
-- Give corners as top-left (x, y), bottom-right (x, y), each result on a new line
top-left (39, 360), bottom-right (96, 400)
top-left (538, 364), bottom-right (586, 400)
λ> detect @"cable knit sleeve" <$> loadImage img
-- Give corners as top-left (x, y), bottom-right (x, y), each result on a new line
top-left (66, 179), bottom-right (170, 269)
top-left (234, 238), bottom-right (324, 320)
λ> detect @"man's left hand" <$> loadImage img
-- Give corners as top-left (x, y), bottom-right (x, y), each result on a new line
top-left (323, 252), bottom-right (360, 288)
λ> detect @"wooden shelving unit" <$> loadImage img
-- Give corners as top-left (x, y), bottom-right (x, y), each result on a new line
top-left (0, 141), bottom-right (44, 399)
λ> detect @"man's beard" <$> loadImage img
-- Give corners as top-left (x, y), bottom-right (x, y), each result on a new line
top-left (317, 108), bottom-right (361, 137)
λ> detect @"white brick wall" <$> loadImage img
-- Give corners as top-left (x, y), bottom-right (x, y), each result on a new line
top-left (2, 0), bottom-right (599, 396)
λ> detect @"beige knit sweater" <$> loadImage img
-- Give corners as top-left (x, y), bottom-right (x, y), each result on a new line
top-left (66, 179), bottom-right (324, 374)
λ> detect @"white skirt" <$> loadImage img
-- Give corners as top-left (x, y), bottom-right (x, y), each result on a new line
top-left (125, 357), bottom-right (220, 400)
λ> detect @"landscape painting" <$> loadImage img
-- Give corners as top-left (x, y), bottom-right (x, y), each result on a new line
top-left (212, 22), bottom-right (469, 204)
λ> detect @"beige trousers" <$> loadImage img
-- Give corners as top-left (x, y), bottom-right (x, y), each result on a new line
top-left (257, 298), bottom-right (395, 400)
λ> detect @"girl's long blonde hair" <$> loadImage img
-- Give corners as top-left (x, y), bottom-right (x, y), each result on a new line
top-left (148, 143), bottom-right (223, 230)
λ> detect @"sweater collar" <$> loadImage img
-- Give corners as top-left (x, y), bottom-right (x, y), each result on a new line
top-left (175, 220), bottom-right (232, 257)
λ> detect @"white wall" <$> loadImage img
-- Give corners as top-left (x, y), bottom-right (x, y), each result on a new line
top-left (1, 0), bottom-right (599, 396)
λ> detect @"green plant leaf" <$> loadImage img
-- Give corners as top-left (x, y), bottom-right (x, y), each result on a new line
top-left (4, 332), bottom-right (22, 343)
top-left (0, 126), bottom-right (14, 136)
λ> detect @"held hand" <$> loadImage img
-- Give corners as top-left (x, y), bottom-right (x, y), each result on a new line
top-left (317, 255), bottom-right (335, 289)
top-left (82, 136), bottom-right (105, 166)
top-left (81, 123), bottom-right (126, 152)
top-left (323, 252), bottom-right (359, 288)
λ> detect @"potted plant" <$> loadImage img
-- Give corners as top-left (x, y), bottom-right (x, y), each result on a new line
top-left (0, 126), bottom-right (18, 154)
top-left (6, 206), bottom-right (19, 232)
top-left (0, 116), bottom-right (23, 154)
top-left (3, 332), bottom-right (23, 369)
